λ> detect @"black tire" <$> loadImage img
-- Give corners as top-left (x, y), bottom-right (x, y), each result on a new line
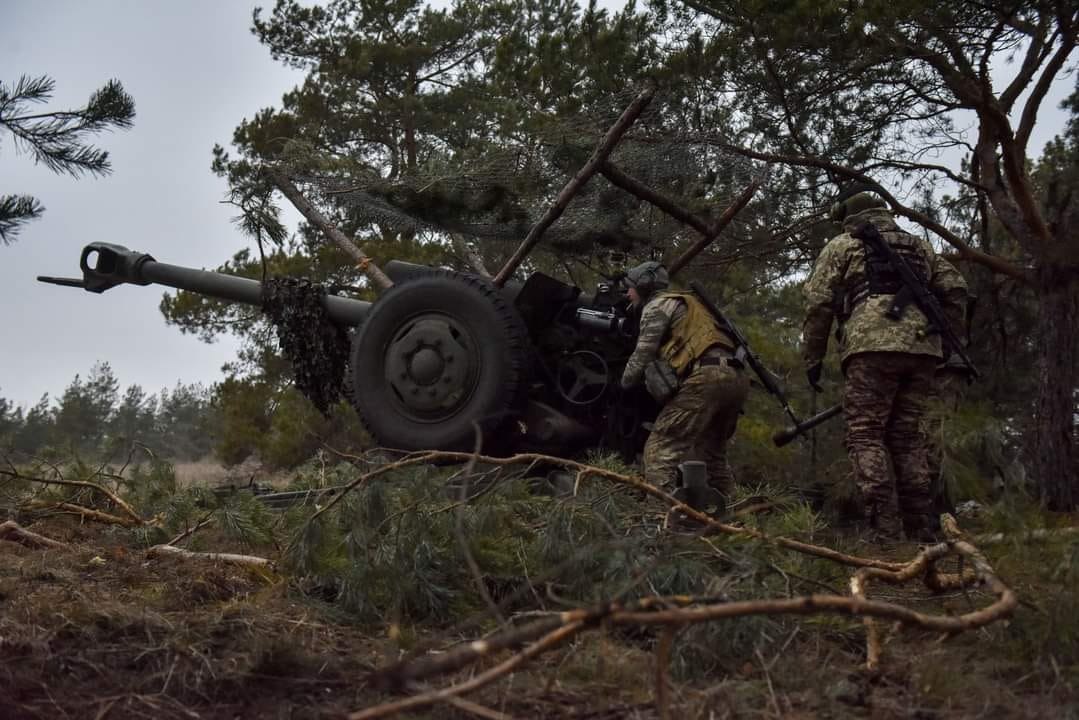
top-left (349, 270), bottom-right (531, 451)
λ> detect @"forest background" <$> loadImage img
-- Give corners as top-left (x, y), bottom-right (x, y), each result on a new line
top-left (3, 0), bottom-right (1076, 513)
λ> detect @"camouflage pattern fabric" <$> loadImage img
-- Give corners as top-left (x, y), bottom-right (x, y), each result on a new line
top-left (843, 352), bottom-right (938, 538)
top-left (621, 295), bottom-right (683, 389)
top-left (801, 207), bottom-right (968, 370)
top-left (643, 361), bottom-right (749, 496)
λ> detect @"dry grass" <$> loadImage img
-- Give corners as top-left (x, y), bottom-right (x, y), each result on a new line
top-left (167, 457), bottom-right (292, 490)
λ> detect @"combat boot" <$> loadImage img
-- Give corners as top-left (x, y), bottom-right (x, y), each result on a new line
top-left (863, 505), bottom-right (903, 546)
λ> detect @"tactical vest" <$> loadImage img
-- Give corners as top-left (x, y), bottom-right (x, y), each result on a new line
top-left (846, 229), bottom-right (931, 311)
top-left (656, 291), bottom-right (736, 374)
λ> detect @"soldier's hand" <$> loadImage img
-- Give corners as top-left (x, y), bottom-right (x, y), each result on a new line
top-left (806, 361), bottom-right (824, 393)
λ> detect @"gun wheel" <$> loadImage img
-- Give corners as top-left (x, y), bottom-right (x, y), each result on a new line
top-left (349, 271), bottom-right (531, 451)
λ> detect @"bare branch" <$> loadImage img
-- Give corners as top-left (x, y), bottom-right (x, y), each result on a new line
top-left (698, 142), bottom-right (1033, 283)
top-left (146, 544), bottom-right (276, 570)
top-left (1016, 28), bottom-right (1077, 154)
top-left (350, 620), bottom-right (586, 720)
top-left (0, 466), bottom-right (145, 525)
top-left (0, 520), bottom-right (69, 549)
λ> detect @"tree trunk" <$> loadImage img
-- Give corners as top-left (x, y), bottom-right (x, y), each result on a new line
top-left (1032, 265), bottom-right (1079, 510)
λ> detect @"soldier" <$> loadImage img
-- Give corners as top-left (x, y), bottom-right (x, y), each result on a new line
top-left (619, 261), bottom-right (750, 508)
top-left (801, 192), bottom-right (968, 542)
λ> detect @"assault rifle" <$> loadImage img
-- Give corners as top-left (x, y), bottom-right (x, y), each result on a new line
top-left (852, 221), bottom-right (979, 379)
top-left (771, 221), bottom-right (979, 447)
top-left (689, 281), bottom-right (803, 428)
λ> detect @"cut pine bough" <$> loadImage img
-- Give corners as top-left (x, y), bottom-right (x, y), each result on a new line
top-left (351, 515), bottom-right (1017, 720)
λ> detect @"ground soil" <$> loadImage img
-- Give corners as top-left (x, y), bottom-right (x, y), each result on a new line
top-left (1, 514), bottom-right (1075, 719)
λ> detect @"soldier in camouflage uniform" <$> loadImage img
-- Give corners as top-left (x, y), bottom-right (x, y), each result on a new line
top-left (801, 193), bottom-right (968, 541)
top-left (620, 261), bottom-right (750, 505)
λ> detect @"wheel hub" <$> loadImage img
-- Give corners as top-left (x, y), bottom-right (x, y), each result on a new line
top-left (384, 317), bottom-right (472, 416)
top-left (409, 347), bottom-right (445, 385)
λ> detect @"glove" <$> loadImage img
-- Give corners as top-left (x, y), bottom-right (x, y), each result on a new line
top-left (806, 361), bottom-right (824, 393)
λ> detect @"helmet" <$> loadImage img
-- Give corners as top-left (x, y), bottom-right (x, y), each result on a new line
top-left (829, 191), bottom-right (888, 224)
top-left (624, 261), bottom-right (669, 296)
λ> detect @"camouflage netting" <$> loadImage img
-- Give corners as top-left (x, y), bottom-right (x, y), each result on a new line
top-left (283, 86), bottom-right (769, 268)
top-left (261, 277), bottom-right (351, 414)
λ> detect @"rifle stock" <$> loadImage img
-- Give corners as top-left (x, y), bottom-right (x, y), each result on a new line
top-left (688, 281), bottom-right (803, 428)
top-left (773, 403), bottom-right (842, 447)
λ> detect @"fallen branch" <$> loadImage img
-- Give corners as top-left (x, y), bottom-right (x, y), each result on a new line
top-left (350, 620), bottom-right (586, 720)
top-left (328, 448), bottom-right (1016, 705)
top-left (165, 511), bottom-right (216, 547)
top-left (367, 531), bottom-right (1014, 694)
top-left (146, 544), bottom-right (276, 570)
top-left (609, 549), bottom-right (1014, 633)
top-left (0, 520), bottom-right (69, 549)
top-left (329, 448), bottom-right (907, 572)
top-left (22, 500), bottom-right (145, 527)
top-left (451, 236), bottom-right (493, 278)
top-left (358, 560), bottom-right (1013, 718)
top-left (305, 451), bottom-right (437, 526)
top-left (1, 466), bottom-right (145, 525)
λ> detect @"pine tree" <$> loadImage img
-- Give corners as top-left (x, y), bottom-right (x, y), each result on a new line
top-left (108, 384), bottom-right (158, 457)
top-left (0, 391), bottom-right (20, 448)
top-left (52, 362), bottom-right (119, 455)
top-left (0, 75), bottom-right (135, 243)
top-left (13, 394), bottom-right (52, 457)
top-left (663, 0), bottom-right (1078, 508)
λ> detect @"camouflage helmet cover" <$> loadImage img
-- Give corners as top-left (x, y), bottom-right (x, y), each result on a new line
top-left (624, 260), bottom-right (669, 295)
top-left (829, 191), bottom-right (889, 224)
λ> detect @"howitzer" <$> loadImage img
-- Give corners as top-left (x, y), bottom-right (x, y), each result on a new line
top-left (688, 281), bottom-right (803, 428)
top-left (39, 241), bottom-right (656, 459)
top-left (851, 221), bottom-right (979, 379)
top-left (38, 86), bottom-right (769, 462)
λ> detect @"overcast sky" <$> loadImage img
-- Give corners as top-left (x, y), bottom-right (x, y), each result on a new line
top-left (1, 1), bottom-right (305, 408)
top-left (1, 2), bottom-right (1074, 410)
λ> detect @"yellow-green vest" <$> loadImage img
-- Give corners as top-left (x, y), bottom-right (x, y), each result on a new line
top-left (656, 291), bottom-right (736, 374)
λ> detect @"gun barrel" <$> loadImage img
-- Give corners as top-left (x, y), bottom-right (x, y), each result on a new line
top-left (42, 242), bottom-right (372, 327)
top-left (575, 307), bottom-right (625, 334)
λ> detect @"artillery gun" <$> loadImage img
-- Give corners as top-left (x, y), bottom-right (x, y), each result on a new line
top-left (40, 240), bottom-right (654, 458)
top-left (38, 85), bottom-right (772, 461)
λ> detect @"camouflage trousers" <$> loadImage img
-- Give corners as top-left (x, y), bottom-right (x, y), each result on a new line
top-left (643, 359), bottom-right (750, 498)
top-left (843, 352), bottom-right (937, 538)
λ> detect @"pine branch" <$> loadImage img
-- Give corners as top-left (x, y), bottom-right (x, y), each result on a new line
top-left (1, 75), bottom-right (135, 178)
top-left (22, 499), bottom-right (142, 527)
top-left (0, 75), bottom-right (54, 113)
top-left (363, 526), bottom-right (1017, 706)
top-left (0, 194), bottom-right (44, 244)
